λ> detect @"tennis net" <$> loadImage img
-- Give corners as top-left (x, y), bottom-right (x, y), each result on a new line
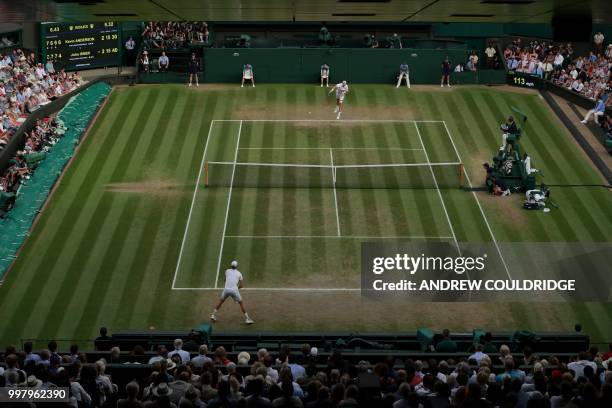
top-left (204, 161), bottom-right (464, 189)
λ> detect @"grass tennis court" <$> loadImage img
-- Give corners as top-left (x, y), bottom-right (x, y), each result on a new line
top-left (173, 119), bottom-right (480, 290)
top-left (0, 84), bottom-right (610, 346)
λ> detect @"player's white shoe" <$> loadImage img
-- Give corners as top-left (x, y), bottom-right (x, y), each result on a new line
top-left (245, 317), bottom-right (255, 325)
top-left (241, 84), bottom-right (244, 88)
top-left (441, 84), bottom-right (444, 88)
top-left (196, 83), bottom-right (199, 87)
top-left (188, 83), bottom-right (192, 87)
top-left (580, 120), bottom-right (587, 124)
top-left (210, 313), bottom-right (217, 322)
top-left (320, 84), bottom-right (323, 87)
top-left (336, 113), bottom-right (341, 120)
top-left (447, 84), bottom-right (451, 88)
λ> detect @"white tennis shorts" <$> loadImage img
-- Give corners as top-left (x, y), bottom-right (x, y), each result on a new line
top-left (220, 288), bottom-right (242, 302)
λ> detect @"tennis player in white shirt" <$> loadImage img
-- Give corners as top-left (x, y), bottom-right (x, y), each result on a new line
top-left (329, 80), bottom-right (349, 120)
top-left (211, 260), bottom-right (254, 324)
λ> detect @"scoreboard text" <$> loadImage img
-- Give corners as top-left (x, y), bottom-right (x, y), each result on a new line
top-left (42, 22), bottom-right (120, 70)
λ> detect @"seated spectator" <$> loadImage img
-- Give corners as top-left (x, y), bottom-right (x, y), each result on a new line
top-left (141, 51), bottom-right (150, 73)
top-left (207, 380), bottom-right (237, 408)
top-left (168, 338), bottom-right (190, 363)
top-left (602, 343), bottom-right (612, 361)
top-left (571, 78), bottom-right (585, 93)
top-left (469, 51), bottom-right (479, 71)
top-left (143, 22), bottom-right (210, 49)
top-left (363, 33), bottom-right (379, 48)
top-left (496, 357), bottom-right (524, 383)
top-left (388, 33), bottom-right (402, 49)
top-left (158, 51), bottom-right (169, 72)
top-left (169, 371), bottom-right (192, 405)
top-left (94, 326), bottom-right (112, 350)
top-left (118, 381), bottom-right (144, 408)
top-left (147, 383), bottom-right (177, 408)
top-left (594, 31), bottom-right (605, 55)
top-left (581, 95), bottom-right (607, 125)
top-left (191, 344), bottom-right (212, 368)
top-left (318, 25), bottom-right (332, 45)
top-left (469, 344), bottom-right (489, 365)
top-left (2, 354), bottom-right (26, 384)
top-left (273, 380), bottom-right (303, 407)
top-left (149, 346), bottom-right (168, 365)
top-left (567, 351), bottom-right (597, 378)
top-left (435, 330), bottom-right (458, 352)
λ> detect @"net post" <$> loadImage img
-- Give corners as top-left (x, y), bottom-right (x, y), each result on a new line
top-left (459, 163), bottom-right (464, 187)
top-left (204, 161), bottom-right (209, 187)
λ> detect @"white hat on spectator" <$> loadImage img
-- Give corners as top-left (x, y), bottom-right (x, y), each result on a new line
top-left (238, 351), bottom-right (251, 365)
top-left (165, 358), bottom-right (177, 370)
top-left (152, 383), bottom-right (173, 397)
top-left (26, 375), bottom-right (42, 388)
top-left (310, 347), bottom-right (318, 357)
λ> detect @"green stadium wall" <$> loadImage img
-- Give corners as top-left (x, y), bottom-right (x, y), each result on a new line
top-left (203, 48), bottom-right (473, 84)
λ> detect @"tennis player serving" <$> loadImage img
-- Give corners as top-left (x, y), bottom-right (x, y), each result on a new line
top-left (211, 260), bottom-right (254, 324)
top-left (329, 80), bottom-right (349, 120)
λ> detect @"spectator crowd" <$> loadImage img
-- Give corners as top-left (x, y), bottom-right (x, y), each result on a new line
top-left (1, 333), bottom-right (611, 408)
top-left (0, 48), bottom-right (79, 214)
top-left (142, 22), bottom-right (209, 50)
top-left (1, 49), bottom-right (83, 149)
top-left (503, 37), bottom-right (612, 101)
top-left (0, 116), bottom-right (66, 196)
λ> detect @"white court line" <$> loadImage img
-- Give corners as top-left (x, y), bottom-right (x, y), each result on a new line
top-left (238, 147), bottom-right (424, 151)
top-left (330, 148), bottom-right (341, 236)
top-left (171, 120), bottom-right (217, 289)
top-left (441, 121), bottom-right (512, 279)
top-left (213, 120), bottom-right (243, 289)
top-left (413, 122), bottom-right (461, 255)
top-left (225, 235), bottom-right (454, 239)
top-left (208, 161), bottom-right (460, 168)
top-left (212, 119), bottom-right (444, 123)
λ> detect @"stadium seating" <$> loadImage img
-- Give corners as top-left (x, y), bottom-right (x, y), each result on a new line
top-left (1, 330), bottom-right (609, 407)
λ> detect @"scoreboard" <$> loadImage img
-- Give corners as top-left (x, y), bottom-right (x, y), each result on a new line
top-left (42, 22), bottom-right (120, 71)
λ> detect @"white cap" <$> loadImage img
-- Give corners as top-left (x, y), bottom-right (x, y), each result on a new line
top-left (231, 260), bottom-right (238, 267)
top-left (342, 80), bottom-right (347, 85)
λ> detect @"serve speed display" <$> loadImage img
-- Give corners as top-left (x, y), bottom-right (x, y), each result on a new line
top-left (42, 21), bottom-right (120, 70)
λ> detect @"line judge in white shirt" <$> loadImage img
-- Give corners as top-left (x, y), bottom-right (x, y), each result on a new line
top-left (211, 260), bottom-right (254, 324)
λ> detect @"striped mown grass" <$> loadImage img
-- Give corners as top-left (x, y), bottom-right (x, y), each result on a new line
top-left (0, 84), bottom-right (610, 347)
